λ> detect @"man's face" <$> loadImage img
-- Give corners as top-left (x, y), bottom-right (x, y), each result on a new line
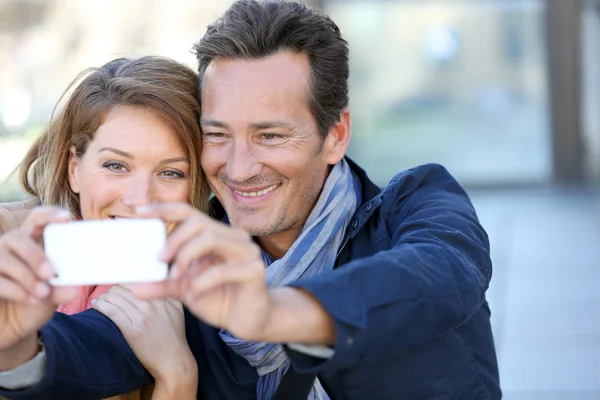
top-left (200, 51), bottom-right (341, 246)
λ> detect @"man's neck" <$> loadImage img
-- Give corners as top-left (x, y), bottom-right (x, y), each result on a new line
top-left (256, 228), bottom-right (301, 260)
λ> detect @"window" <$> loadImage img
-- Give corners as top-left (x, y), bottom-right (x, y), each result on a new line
top-left (326, 0), bottom-right (551, 185)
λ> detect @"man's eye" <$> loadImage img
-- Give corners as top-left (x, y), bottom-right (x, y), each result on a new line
top-left (202, 132), bottom-right (228, 142)
top-left (261, 133), bottom-right (282, 141)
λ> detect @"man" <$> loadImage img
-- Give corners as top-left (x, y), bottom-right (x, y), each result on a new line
top-left (0, 0), bottom-right (501, 399)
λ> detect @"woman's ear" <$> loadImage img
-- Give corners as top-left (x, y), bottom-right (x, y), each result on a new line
top-left (68, 146), bottom-right (81, 194)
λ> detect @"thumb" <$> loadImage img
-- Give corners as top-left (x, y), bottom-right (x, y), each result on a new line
top-left (22, 207), bottom-right (72, 241)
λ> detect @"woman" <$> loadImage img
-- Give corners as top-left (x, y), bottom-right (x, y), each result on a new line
top-left (0, 55), bottom-right (210, 399)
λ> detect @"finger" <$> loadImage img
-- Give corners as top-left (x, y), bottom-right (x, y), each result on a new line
top-left (92, 298), bottom-right (134, 329)
top-left (109, 285), bottom-right (137, 299)
top-left (0, 248), bottom-right (49, 299)
top-left (3, 234), bottom-right (55, 280)
top-left (0, 276), bottom-right (31, 303)
top-left (170, 248), bottom-right (217, 282)
top-left (134, 202), bottom-right (205, 224)
top-left (106, 286), bottom-right (153, 317)
top-left (50, 286), bottom-right (80, 305)
top-left (164, 298), bottom-right (184, 312)
top-left (167, 223), bottom-right (249, 262)
top-left (128, 279), bottom-right (182, 301)
top-left (171, 230), bottom-right (258, 279)
top-left (159, 214), bottom-right (210, 264)
top-left (99, 290), bottom-right (148, 322)
top-left (128, 256), bottom-right (209, 301)
top-left (21, 207), bottom-right (71, 241)
top-left (188, 259), bottom-right (265, 300)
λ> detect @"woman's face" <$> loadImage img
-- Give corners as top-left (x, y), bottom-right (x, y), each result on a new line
top-left (68, 105), bottom-right (191, 220)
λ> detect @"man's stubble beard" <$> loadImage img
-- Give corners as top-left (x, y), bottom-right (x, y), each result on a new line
top-left (246, 185), bottom-right (319, 238)
top-left (245, 201), bottom-right (294, 237)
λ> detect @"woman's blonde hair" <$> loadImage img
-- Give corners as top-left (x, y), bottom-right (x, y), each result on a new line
top-left (19, 56), bottom-right (209, 218)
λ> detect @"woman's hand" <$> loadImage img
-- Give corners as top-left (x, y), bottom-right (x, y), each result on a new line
top-left (0, 207), bottom-right (78, 369)
top-left (92, 285), bottom-right (197, 399)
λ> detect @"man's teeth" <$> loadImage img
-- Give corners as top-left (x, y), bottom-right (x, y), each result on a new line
top-left (234, 184), bottom-right (278, 197)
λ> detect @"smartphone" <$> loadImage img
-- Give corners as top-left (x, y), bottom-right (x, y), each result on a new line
top-left (43, 218), bottom-right (168, 286)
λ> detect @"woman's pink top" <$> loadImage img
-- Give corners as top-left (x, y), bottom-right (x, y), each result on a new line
top-left (57, 285), bottom-right (113, 314)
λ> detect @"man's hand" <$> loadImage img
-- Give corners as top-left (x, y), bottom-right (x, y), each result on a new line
top-left (130, 203), bottom-right (274, 342)
top-left (131, 203), bottom-right (336, 345)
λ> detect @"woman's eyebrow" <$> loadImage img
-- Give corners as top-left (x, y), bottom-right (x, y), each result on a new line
top-left (159, 157), bottom-right (189, 165)
top-left (98, 147), bottom-right (134, 158)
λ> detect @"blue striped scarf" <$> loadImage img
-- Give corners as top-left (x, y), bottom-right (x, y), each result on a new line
top-left (219, 159), bottom-right (360, 399)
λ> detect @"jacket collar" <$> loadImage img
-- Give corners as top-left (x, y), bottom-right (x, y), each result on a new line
top-left (344, 156), bottom-right (381, 205)
top-left (343, 156), bottom-right (383, 240)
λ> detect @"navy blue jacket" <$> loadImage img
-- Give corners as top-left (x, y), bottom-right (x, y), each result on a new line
top-left (0, 160), bottom-right (501, 399)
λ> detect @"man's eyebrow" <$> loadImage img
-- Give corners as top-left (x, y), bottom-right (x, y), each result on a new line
top-left (98, 147), bottom-right (133, 158)
top-left (250, 121), bottom-right (294, 130)
top-left (200, 118), bottom-right (229, 128)
top-left (200, 118), bottom-right (294, 131)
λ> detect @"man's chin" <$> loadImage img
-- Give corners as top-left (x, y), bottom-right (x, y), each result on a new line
top-left (228, 213), bottom-right (271, 234)
top-left (242, 223), bottom-right (275, 237)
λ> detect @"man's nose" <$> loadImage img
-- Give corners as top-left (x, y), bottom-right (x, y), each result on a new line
top-left (226, 140), bottom-right (262, 183)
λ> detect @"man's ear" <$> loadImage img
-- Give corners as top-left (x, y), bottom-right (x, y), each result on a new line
top-left (324, 108), bottom-right (351, 165)
top-left (68, 146), bottom-right (81, 194)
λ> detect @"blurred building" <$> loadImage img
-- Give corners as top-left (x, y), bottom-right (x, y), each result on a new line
top-left (0, 0), bottom-right (232, 199)
top-left (330, 0), bottom-right (551, 185)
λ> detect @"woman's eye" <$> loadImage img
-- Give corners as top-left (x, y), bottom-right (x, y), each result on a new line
top-left (161, 170), bottom-right (185, 178)
top-left (103, 162), bottom-right (127, 172)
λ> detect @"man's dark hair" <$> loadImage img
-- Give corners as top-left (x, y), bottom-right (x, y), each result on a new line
top-left (192, 0), bottom-right (349, 138)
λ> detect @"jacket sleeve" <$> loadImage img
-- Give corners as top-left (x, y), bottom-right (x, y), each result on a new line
top-left (0, 309), bottom-right (153, 399)
top-left (286, 164), bottom-right (491, 373)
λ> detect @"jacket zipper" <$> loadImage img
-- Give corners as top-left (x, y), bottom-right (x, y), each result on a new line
top-left (335, 235), bottom-right (350, 261)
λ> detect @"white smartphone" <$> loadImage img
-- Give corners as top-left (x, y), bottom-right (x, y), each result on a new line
top-left (43, 218), bottom-right (168, 286)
